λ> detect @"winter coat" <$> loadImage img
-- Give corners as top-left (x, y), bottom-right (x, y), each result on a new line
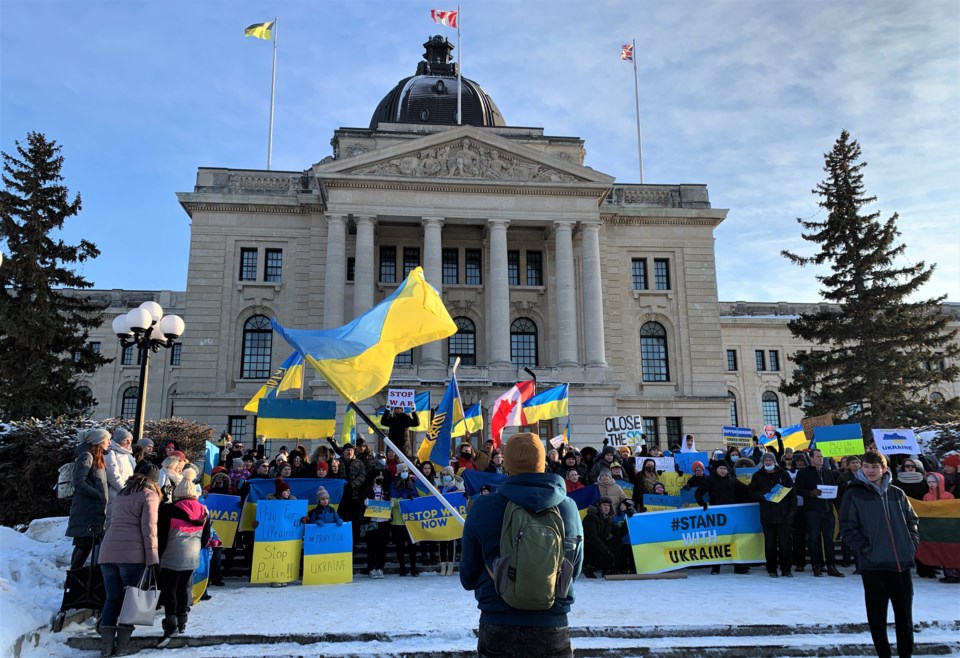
top-left (696, 472), bottom-right (747, 508)
top-left (105, 444), bottom-right (136, 497)
top-left (66, 445), bottom-right (109, 538)
top-left (597, 480), bottom-right (627, 508)
top-left (922, 472), bottom-right (955, 501)
top-left (794, 465), bottom-right (838, 513)
top-left (460, 472), bottom-right (583, 628)
top-left (342, 456), bottom-right (368, 502)
top-left (380, 410), bottom-right (419, 455)
top-left (589, 456), bottom-right (618, 484)
top-left (839, 470), bottom-right (919, 572)
top-left (484, 462), bottom-right (506, 475)
top-left (159, 499), bottom-right (210, 571)
top-left (98, 487), bottom-right (160, 565)
top-left (565, 479), bottom-right (584, 493)
top-left (748, 466), bottom-right (797, 525)
top-left (895, 471), bottom-right (928, 501)
top-left (307, 504), bottom-right (343, 526)
top-left (583, 505), bottom-right (617, 547)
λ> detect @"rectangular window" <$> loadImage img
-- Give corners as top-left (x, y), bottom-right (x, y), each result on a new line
top-left (122, 344), bottom-right (135, 366)
top-left (526, 251), bottom-right (543, 286)
top-left (666, 417), bottom-right (682, 447)
top-left (240, 248), bottom-right (258, 281)
top-left (228, 416), bottom-right (247, 443)
top-left (465, 249), bottom-right (482, 285)
top-left (403, 247), bottom-right (420, 278)
top-left (170, 343), bottom-right (182, 366)
top-left (264, 248), bottom-right (283, 282)
top-left (654, 258), bottom-right (670, 290)
top-left (346, 257), bottom-right (355, 282)
top-left (394, 349), bottom-right (413, 366)
top-left (90, 341), bottom-right (101, 354)
top-left (631, 258), bottom-right (648, 290)
top-left (72, 349), bottom-right (82, 363)
top-left (769, 350), bottom-right (780, 372)
top-left (442, 248), bottom-right (459, 284)
top-left (379, 246), bottom-right (397, 283)
top-left (755, 350), bottom-right (766, 371)
top-left (507, 251), bottom-right (520, 286)
top-left (642, 417), bottom-right (660, 448)
top-left (726, 349), bottom-right (738, 371)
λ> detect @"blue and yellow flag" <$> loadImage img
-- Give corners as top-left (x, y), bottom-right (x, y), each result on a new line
top-left (272, 267), bottom-right (456, 403)
top-left (243, 351), bottom-right (304, 413)
top-left (202, 440), bottom-right (219, 486)
top-left (521, 384), bottom-right (569, 424)
top-left (452, 401), bottom-right (483, 438)
top-left (567, 483), bottom-right (601, 519)
top-left (417, 373), bottom-right (464, 466)
top-left (340, 407), bottom-right (357, 445)
top-left (244, 21), bottom-right (274, 40)
top-left (776, 423), bottom-right (809, 451)
top-left (257, 398), bottom-right (336, 439)
top-left (462, 470), bottom-right (505, 496)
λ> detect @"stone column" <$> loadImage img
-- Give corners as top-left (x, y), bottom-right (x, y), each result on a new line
top-left (554, 221), bottom-right (579, 367)
top-left (487, 219), bottom-right (512, 366)
top-left (323, 214), bottom-right (347, 328)
top-left (421, 217), bottom-right (445, 367)
top-left (581, 222), bottom-right (608, 367)
top-left (353, 215), bottom-right (377, 313)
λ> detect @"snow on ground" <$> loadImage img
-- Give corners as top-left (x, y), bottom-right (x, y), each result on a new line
top-left (3, 517), bottom-right (959, 657)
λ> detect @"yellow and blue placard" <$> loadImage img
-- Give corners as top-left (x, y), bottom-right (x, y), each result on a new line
top-left (303, 522), bottom-right (353, 585)
top-left (813, 423), bottom-right (864, 458)
top-left (204, 494), bottom-right (241, 548)
top-left (399, 492), bottom-right (468, 542)
top-left (251, 499), bottom-right (308, 584)
top-left (764, 484), bottom-right (792, 503)
top-left (240, 478), bottom-right (345, 531)
top-left (735, 466), bottom-right (759, 485)
top-left (626, 503), bottom-right (764, 574)
top-left (643, 494), bottom-right (682, 511)
top-left (364, 499), bottom-right (392, 519)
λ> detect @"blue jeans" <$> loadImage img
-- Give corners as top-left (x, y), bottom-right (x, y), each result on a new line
top-left (100, 563), bottom-right (146, 627)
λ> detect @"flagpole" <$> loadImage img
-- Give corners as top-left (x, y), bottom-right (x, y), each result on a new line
top-left (456, 4), bottom-right (462, 125)
top-left (267, 16), bottom-right (278, 170)
top-left (631, 38), bottom-right (644, 184)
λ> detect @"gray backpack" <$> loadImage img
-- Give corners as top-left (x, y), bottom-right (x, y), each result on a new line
top-left (486, 501), bottom-right (574, 611)
top-left (56, 462), bottom-right (76, 499)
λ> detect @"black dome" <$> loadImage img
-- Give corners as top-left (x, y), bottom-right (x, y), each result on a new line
top-left (369, 35), bottom-right (505, 129)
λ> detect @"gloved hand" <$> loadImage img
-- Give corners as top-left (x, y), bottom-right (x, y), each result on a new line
top-left (336, 519), bottom-right (343, 527)
top-left (701, 502), bottom-right (709, 512)
top-left (316, 519), bottom-right (324, 527)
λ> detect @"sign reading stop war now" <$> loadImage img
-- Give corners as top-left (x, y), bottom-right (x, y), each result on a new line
top-left (303, 522), bottom-right (353, 585)
top-left (399, 492), bottom-right (467, 542)
top-left (252, 499), bottom-right (307, 584)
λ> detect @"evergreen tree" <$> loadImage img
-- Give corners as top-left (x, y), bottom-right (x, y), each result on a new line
top-left (0, 132), bottom-right (109, 420)
top-left (781, 131), bottom-right (960, 431)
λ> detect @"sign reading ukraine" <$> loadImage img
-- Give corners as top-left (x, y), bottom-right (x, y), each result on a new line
top-left (399, 492), bottom-right (468, 542)
top-left (302, 522), bottom-right (353, 585)
top-left (251, 499), bottom-right (308, 584)
top-left (626, 503), bottom-right (764, 574)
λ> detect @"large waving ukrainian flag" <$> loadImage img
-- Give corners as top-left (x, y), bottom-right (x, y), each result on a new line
top-left (272, 267), bottom-right (456, 402)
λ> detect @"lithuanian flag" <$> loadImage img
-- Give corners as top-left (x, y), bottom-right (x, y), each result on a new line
top-left (911, 498), bottom-right (960, 569)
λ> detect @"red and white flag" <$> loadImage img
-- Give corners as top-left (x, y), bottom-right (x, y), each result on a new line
top-left (430, 9), bottom-right (459, 29)
top-left (620, 43), bottom-right (634, 62)
top-left (490, 379), bottom-right (536, 448)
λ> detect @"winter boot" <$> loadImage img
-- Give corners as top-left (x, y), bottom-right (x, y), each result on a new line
top-left (176, 614), bottom-right (188, 634)
top-left (114, 624), bottom-right (136, 656)
top-left (99, 625), bottom-right (116, 657)
top-left (157, 615), bottom-right (178, 648)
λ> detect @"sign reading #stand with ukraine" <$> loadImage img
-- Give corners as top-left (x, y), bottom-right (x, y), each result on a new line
top-left (626, 503), bottom-right (764, 574)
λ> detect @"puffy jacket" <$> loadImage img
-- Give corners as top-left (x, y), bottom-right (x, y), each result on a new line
top-left (839, 470), bottom-right (919, 572)
top-left (105, 444), bottom-right (136, 497)
top-left (307, 504), bottom-right (343, 526)
top-left (98, 487), bottom-right (160, 565)
top-left (66, 445), bottom-right (109, 538)
top-left (159, 499), bottom-right (209, 571)
top-left (460, 472), bottom-right (583, 628)
top-left (748, 466), bottom-right (797, 525)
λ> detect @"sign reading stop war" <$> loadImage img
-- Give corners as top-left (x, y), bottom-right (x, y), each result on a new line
top-left (387, 388), bottom-right (416, 411)
top-left (303, 522), bottom-right (353, 585)
top-left (604, 415), bottom-right (645, 447)
top-left (251, 499), bottom-right (307, 584)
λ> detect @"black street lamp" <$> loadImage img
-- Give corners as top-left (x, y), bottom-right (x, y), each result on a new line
top-left (112, 301), bottom-right (185, 440)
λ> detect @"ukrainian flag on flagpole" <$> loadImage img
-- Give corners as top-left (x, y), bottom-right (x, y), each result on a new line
top-left (452, 401), bottom-right (483, 438)
top-left (243, 351), bottom-right (304, 413)
top-left (271, 267), bottom-right (457, 403)
top-left (775, 423), bottom-right (809, 451)
top-left (521, 384), bottom-right (569, 424)
top-left (244, 21), bottom-right (274, 40)
top-left (340, 406), bottom-right (357, 445)
top-left (417, 373), bottom-right (464, 466)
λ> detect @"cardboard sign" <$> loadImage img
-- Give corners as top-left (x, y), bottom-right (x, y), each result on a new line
top-left (872, 429), bottom-right (920, 455)
top-left (643, 494), bottom-right (682, 511)
top-left (251, 499), bottom-right (307, 584)
top-left (604, 415), bottom-right (645, 447)
top-left (801, 414), bottom-right (833, 441)
top-left (387, 388), bottom-right (416, 411)
top-left (722, 426), bottom-right (753, 448)
top-left (204, 494), bottom-right (241, 548)
top-left (303, 522), bottom-right (353, 585)
top-left (364, 499), bottom-right (392, 519)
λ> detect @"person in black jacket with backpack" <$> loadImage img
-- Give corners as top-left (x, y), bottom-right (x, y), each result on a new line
top-left (749, 451), bottom-right (798, 577)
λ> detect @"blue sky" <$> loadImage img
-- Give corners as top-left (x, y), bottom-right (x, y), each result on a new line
top-left (2, 0), bottom-right (957, 303)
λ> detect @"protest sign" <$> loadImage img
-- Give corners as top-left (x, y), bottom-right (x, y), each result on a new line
top-left (251, 499), bottom-right (307, 584)
top-left (722, 426), bottom-right (753, 448)
top-left (399, 492), bottom-right (468, 542)
top-left (240, 478), bottom-right (345, 531)
top-left (387, 388), bottom-right (416, 411)
top-left (615, 479), bottom-right (634, 500)
top-left (801, 414), bottom-right (833, 442)
top-left (814, 424), bottom-right (864, 458)
top-left (659, 472), bottom-right (687, 496)
top-left (604, 415), bottom-right (645, 447)
top-left (735, 466), bottom-right (759, 485)
top-left (364, 499), bottom-right (392, 519)
top-left (626, 503), bottom-right (764, 574)
top-left (764, 484), bottom-right (791, 503)
top-left (636, 456), bottom-right (674, 473)
top-left (818, 484), bottom-right (838, 500)
top-left (550, 435), bottom-right (565, 449)
top-left (872, 429), bottom-right (920, 456)
top-left (643, 494), bottom-right (681, 511)
top-left (303, 522), bottom-right (353, 585)
top-left (204, 494), bottom-right (241, 548)
top-left (674, 451), bottom-right (709, 475)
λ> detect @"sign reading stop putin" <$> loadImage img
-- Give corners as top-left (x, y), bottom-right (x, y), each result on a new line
top-left (387, 388), bottom-right (416, 412)
top-left (604, 415), bottom-right (645, 447)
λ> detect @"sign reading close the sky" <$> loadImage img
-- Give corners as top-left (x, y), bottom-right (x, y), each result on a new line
top-left (604, 415), bottom-right (644, 446)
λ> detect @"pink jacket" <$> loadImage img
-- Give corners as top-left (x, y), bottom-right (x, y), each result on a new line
top-left (98, 488), bottom-right (160, 566)
top-left (923, 472), bottom-right (955, 501)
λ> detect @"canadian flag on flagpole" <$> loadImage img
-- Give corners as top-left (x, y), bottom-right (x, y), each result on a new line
top-left (430, 9), bottom-right (459, 29)
top-left (490, 380), bottom-right (536, 448)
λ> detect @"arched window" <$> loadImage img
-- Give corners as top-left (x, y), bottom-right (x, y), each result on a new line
top-left (510, 318), bottom-right (538, 367)
top-left (449, 316), bottom-right (476, 366)
top-left (728, 392), bottom-right (739, 426)
top-left (241, 315), bottom-right (273, 379)
top-left (761, 391), bottom-right (781, 427)
top-left (930, 391), bottom-right (945, 404)
top-left (120, 386), bottom-right (138, 419)
top-left (640, 322), bottom-right (669, 382)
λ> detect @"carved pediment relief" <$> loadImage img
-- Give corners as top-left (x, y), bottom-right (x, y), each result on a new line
top-left (348, 138), bottom-right (582, 183)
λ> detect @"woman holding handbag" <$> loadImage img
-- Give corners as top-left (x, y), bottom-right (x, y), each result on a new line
top-left (97, 464), bottom-right (161, 656)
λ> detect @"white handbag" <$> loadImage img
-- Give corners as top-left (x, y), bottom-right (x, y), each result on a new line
top-left (118, 566), bottom-right (160, 626)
